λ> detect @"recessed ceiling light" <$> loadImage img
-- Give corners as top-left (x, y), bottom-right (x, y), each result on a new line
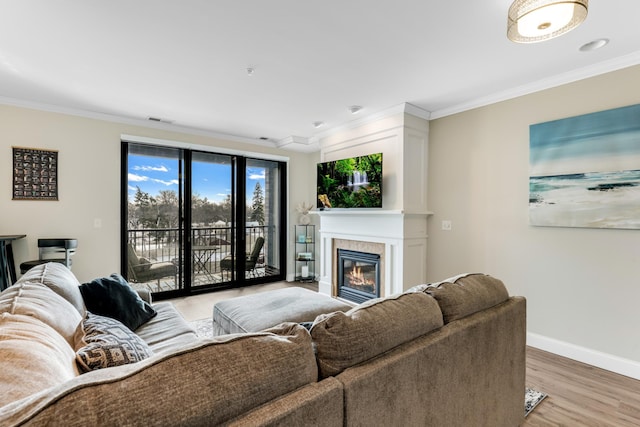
top-left (312, 121), bottom-right (324, 128)
top-left (579, 38), bottom-right (609, 52)
top-left (246, 67), bottom-right (255, 76)
top-left (348, 105), bottom-right (363, 114)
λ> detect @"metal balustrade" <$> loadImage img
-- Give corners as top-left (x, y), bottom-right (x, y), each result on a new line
top-left (127, 225), bottom-right (269, 292)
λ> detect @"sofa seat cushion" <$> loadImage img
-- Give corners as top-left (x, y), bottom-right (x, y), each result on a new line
top-left (17, 262), bottom-right (85, 314)
top-left (0, 281), bottom-right (82, 346)
top-left (74, 312), bottom-right (154, 373)
top-left (410, 273), bottom-right (510, 323)
top-left (0, 323), bottom-right (318, 427)
top-left (134, 302), bottom-right (198, 354)
top-left (0, 313), bottom-right (78, 406)
top-left (79, 274), bottom-right (157, 331)
top-left (311, 292), bottom-right (443, 378)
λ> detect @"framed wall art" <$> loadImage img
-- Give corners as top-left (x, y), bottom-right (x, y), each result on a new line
top-left (12, 147), bottom-right (59, 201)
top-left (529, 103), bottom-right (640, 230)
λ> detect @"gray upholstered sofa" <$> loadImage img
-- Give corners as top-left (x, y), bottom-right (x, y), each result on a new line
top-left (0, 263), bottom-right (526, 426)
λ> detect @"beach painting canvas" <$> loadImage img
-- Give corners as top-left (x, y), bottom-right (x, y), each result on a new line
top-left (529, 104), bottom-right (640, 230)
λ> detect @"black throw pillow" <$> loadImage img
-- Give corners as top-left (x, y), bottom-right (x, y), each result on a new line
top-left (80, 274), bottom-right (157, 331)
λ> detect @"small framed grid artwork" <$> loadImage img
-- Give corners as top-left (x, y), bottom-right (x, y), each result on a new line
top-left (12, 147), bottom-right (59, 200)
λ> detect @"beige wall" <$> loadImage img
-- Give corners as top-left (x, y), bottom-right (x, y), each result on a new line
top-left (0, 105), bottom-right (313, 284)
top-left (428, 65), bottom-right (640, 370)
top-left (3, 64), bottom-right (640, 373)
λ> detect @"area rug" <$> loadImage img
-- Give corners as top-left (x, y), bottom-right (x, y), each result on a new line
top-left (190, 318), bottom-right (214, 338)
top-left (190, 318), bottom-right (548, 417)
top-left (525, 387), bottom-right (548, 417)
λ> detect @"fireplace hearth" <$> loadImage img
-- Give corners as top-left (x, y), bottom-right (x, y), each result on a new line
top-left (337, 249), bottom-right (381, 303)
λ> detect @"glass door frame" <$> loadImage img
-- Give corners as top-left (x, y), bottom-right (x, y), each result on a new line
top-left (121, 141), bottom-right (287, 299)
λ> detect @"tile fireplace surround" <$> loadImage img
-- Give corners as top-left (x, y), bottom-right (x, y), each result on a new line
top-left (314, 210), bottom-right (430, 299)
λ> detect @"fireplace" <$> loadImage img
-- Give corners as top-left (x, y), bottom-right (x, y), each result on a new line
top-left (337, 249), bottom-right (381, 303)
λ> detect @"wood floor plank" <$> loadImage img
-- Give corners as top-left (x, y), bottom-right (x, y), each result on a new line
top-left (524, 347), bottom-right (640, 426)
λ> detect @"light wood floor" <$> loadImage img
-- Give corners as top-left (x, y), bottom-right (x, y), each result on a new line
top-left (168, 283), bottom-right (640, 426)
top-left (524, 347), bottom-right (640, 426)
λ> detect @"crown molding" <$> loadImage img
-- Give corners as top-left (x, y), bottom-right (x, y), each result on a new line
top-left (275, 135), bottom-right (320, 152)
top-left (308, 102), bottom-right (431, 147)
top-left (430, 50), bottom-right (640, 119)
top-left (0, 95), bottom-right (278, 149)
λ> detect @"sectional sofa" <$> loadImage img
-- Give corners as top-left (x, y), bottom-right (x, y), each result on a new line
top-left (0, 263), bottom-right (526, 426)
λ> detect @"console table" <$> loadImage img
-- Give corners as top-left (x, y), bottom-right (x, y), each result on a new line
top-left (0, 235), bottom-right (26, 291)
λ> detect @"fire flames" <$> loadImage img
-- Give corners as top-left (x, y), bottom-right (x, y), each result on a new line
top-left (347, 265), bottom-right (376, 293)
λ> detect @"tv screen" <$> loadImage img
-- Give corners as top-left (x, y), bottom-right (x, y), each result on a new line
top-left (317, 153), bottom-right (383, 209)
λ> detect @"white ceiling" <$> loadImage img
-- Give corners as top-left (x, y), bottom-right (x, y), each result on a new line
top-left (1, 0), bottom-right (640, 150)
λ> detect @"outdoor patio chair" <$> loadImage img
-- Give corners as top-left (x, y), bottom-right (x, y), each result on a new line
top-left (220, 237), bottom-right (264, 278)
top-left (127, 243), bottom-right (177, 292)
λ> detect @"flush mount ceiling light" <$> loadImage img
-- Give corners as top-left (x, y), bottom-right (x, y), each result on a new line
top-left (348, 105), bottom-right (363, 114)
top-left (507, 0), bottom-right (588, 43)
top-left (312, 121), bottom-right (324, 128)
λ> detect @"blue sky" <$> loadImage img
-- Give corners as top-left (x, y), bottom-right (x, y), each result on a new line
top-left (128, 154), bottom-right (265, 203)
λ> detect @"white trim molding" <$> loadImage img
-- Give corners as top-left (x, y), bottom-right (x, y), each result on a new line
top-left (431, 50), bottom-right (640, 120)
top-left (527, 332), bottom-right (640, 381)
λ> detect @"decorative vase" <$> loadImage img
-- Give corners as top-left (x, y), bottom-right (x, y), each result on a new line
top-left (300, 213), bottom-right (310, 225)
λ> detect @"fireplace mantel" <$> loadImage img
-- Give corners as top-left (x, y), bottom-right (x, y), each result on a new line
top-left (315, 210), bottom-right (431, 299)
top-left (311, 106), bottom-right (431, 300)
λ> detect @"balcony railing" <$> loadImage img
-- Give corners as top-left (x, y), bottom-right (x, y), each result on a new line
top-left (127, 225), bottom-right (269, 291)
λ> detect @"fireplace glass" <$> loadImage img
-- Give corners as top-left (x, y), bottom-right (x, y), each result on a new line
top-left (337, 249), bottom-right (381, 303)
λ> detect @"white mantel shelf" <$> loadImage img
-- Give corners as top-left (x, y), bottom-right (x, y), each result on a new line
top-left (311, 210), bottom-right (433, 216)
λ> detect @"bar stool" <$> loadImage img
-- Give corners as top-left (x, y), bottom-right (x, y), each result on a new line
top-left (20, 238), bottom-right (78, 274)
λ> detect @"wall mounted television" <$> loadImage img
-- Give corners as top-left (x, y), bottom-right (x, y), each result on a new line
top-left (316, 153), bottom-right (383, 209)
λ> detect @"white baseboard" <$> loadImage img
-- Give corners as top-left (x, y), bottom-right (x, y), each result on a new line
top-left (527, 332), bottom-right (640, 381)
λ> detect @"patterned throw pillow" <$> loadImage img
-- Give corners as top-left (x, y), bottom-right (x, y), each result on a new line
top-left (75, 312), bottom-right (153, 373)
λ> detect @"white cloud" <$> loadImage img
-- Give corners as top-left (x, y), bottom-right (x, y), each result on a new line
top-left (128, 173), bottom-right (148, 182)
top-left (248, 170), bottom-right (265, 180)
top-left (152, 178), bottom-right (179, 186)
top-left (133, 165), bottom-right (169, 172)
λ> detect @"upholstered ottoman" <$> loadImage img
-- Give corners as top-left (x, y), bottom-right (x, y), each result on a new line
top-left (212, 287), bottom-right (353, 336)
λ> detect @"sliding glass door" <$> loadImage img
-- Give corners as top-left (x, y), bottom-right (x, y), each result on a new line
top-left (124, 144), bottom-right (184, 293)
top-left (189, 151), bottom-right (235, 290)
top-left (122, 142), bottom-right (286, 297)
top-left (245, 158), bottom-right (285, 281)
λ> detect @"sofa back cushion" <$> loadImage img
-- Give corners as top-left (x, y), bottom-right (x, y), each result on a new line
top-left (311, 292), bottom-right (443, 379)
top-left (17, 262), bottom-right (85, 314)
top-left (0, 323), bottom-right (318, 427)
top-left (0, 313), bottom-right (78, 406)
top-left (410, 273), bottom-right (509, 323)
top-left (0, 282), bottom-right (82, 346)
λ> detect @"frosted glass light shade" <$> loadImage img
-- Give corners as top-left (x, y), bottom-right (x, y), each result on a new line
top-left (507, 0), bottom-right (588, 43)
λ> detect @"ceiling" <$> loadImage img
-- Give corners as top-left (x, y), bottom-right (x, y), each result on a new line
top-left (1, 0), bottom-right (639, 150)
